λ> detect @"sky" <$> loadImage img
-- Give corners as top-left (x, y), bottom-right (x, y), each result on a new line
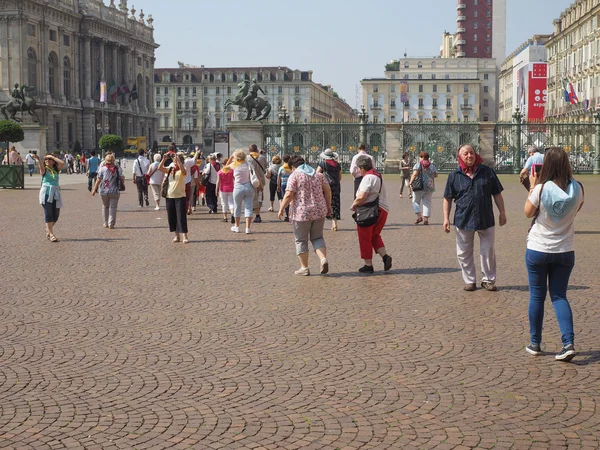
top-left (138, 0), bottom-right (572, 108)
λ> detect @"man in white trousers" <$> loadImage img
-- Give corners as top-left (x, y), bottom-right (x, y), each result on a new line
top-left (443, 144), bottom-right (507, 292)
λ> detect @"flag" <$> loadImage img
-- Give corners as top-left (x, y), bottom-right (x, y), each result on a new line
top-left (568, 79), bottom-right (579, 105)
top-left (562, 78), bottom-right (570, 103)
top-left (118, 81), bottom-right (130, 96)
top-left (584, 99), bottom-right (589, 112)
top-left (93, 80), bottom-right (100, 101)
top-left (100, 81), bottom-right (107, 103)
top-left (108, 80), bottom-right (118, 103)
top-left (129, 83), bottom-right (138, 102)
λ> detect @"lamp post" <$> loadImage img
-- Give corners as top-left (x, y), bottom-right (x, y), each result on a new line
top-left (358, 105), bottom-right (368, 146)
top-left (512, 106), bottom-right (523, 174)
top-left (278, 105), bottom-right (289, 153)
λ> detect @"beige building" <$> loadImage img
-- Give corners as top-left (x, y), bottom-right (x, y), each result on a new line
top-left (498, 35), bottom-right (552, 122)
top-left (0, 0), bottom-right (158, 153)
top-left (154, 64), bottom-right (355, 145)
top-left (545, 0), bottom-right (600, 120)
top-left (361, 57), bottom-right (497, 123)
top-left (440, 32), bottom-right (458, 59)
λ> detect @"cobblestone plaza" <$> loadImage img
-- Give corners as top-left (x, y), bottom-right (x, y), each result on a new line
top-left (1, 175), bottom-right (600, 449)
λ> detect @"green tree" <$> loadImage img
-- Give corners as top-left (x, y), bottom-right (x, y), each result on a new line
top-left (0, 121), bottom-right (25, 152)
top-left (98, 134), bottom-right (123, 156)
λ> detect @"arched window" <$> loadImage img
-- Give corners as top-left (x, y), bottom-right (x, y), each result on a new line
top-left (27, 48), bottom-right (37, 89)
top-left (48, 52), bottom-right (58, 97)
top-left (431, 61), bottom-right (436, 69)
top-left (404, 62), bottom-right (409, 69)
top-left (63, 56), bottom-right (71, 99)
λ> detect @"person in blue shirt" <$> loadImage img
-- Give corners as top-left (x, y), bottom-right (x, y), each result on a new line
top-left (87, 151), bottom-right (100, 192)
top-left (443, 144), bottom-right (507, 292)
top-left (521, 146), bottom-right (545, 177)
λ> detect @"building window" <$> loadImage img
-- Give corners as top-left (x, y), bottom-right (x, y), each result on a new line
top-left (156, 100), bottom-right (161, 108)
top-left (474, 0), bottom-right (478, 4)
top-left (177, 101), bottom-right (182, 110)
top-left (156, 87), bottom-right (160, 95)
top-left (185, 101), bottom-right (189, 110)
top-left (63, 57), bottom-right (71, 99)
top-left (295, 86), bottom-right (300, 95)
top-left (204, 87), bottom-right (208, 94)
top-left (373, 100), bottom-right (379, 108)
top-left (432, 114), bottom-right (437, 121)
top-left (216, 118), bottom-right (221, 128)
top-left (483, 115), bottom-right (489, 122)
top-left (204, 118), bottom-right (209, 128)
top-left (419, 85), bottom-right (423, 92)
top-left (193, 118), bottom-right (198, 128)
top-left (164, 100), bottom-right (169, 108)
top-left (391, 74), bottom-right (396, 79)
top-left (137, 57), bottom-right (142, 66)
top-left (185, 87), bottom-right (189, 95)
top-left (204, 73), bottom-right (208, 81)
top-left (484, 74), bottom-right (489, 80)
top-left (474, 34), bottom-right (478, 42)
top-left (446, 98), bottom-right (452, 108)
top-left (27, 48), bottom-right (37, 89)
top-left (49, 30), bottom-right (57, 41)
top-left (63, 34), bottom-right (70, 46)
top-left (484, 86), bottom-right (489, 93)
top-left (177, 118), bottom-right (182, 129)
top-left (474, 10), bottom-right (478, 17)
top-left (193, 101), bottom-right (197, 110)
top-left (27, 24), bottom-right (36, 36)
top-left (432, 98), bottom-right (438, 108)
top-left (391, 100), bottom-right (396, 107)
top-left (177, 87), bottom-right (181, 96)
top-left (391, 85), bottom-right (396, 92)
top-left (227, 86), bottom-right (231, 95)
top-left (48, 52), bottom-right (58, 97)
top-left (55, 121), bottom-right (61, 144)
top-left (486, 22), bottom-right (491, 29)
top-left (474, 22), bottom-right (478, 29)
top-left (164, 87), bottom-right (169, 95)
top-left (474, 47), bottom-right (478, 54)
top-left (418, 62), bottom-right (423, 68)
top-left (433, 85), bottom-right (437, 93)
top-left (418, 98), bottom-right (424, 107)
top-left (483, 99), bottom-right (489, 107)
top-left (68, 122), bottom-right (73, 145)
top-left (295, 99), bottom-right (300, 108)
top-left (373, 84), bottom-right (378, 92)
top-left (446, 85), bottom-right (451, 93)
top-left (404, 101), bottom-right (410, 108)
top-left (278, 86), bottom-right (282, 94)
top-left (464, 84), bottom-right (469, 93)
top-left (418, 74), bottom-right (423, 80)
top-left (486, 46), bottom-right (490, 53)
top-left (431, 74), bottom-right (436, 80)
top-left (391, 115), bottom-right (395, 122)
top-left (404, 62), bottom-right (409, 69)
top-left (278, 101), bottom-right (283, 109)
top-left (216, 87), bottom-right (220, 94)
top-left (403, 74), bottom-right (409, 80)
top-left (192, 87), bottom-right (197, 96)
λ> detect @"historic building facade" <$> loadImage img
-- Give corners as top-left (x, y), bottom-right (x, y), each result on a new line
top-left (153, 64), bottom-right (356, 145)
top-left (545, 0), bottom-right (600, 120)
top-left (362, 57), bottom-right (498, 123)
top-left (0, 0), bottom-right (158, 152)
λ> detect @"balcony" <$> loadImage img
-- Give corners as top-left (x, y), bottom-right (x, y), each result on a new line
top-left (371, 105), bottom-right (382, 110)
top-left (457, 3), bottom-right (466, 9)
top-left (456, 15), bottom-right (466, 21)
top-left (456, 39), bottom-right (466, 45)
top-left (460, 104), bottom-right (473, 110)
top-left (457, 27), bottom-right (466, 32)
top-left (390, 104), bottom-right (396, 109)
top-left (293, 106), bottom-right (301, 111)
top-left (456, 52), bottom-right (466, 57)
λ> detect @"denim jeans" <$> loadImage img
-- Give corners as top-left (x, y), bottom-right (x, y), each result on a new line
top-left (233, 182), bottom-right (254, 218)
top-left (526, 249), bottom-right (575, 346)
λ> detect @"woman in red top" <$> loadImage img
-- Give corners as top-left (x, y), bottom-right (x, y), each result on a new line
top-left (217, 156), bottom-right (235, 223)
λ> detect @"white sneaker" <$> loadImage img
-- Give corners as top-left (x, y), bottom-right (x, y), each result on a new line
top-left (246, 228), bottom-right (252, 234)
top-left (154, 206), bottom-right (160, 211)
top-left (231, 226), bottom-right (240, 233)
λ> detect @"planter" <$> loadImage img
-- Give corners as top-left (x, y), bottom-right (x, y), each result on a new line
top-left (0, 164), bottom-right (25, 189)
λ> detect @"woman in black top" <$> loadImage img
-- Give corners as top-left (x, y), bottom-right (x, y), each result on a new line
top-left (317, 149), bottom-right (342, 231)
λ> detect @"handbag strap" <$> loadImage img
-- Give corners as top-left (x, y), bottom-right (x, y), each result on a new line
top-left (137, 157), bottom-right (144, 177)
top-left (148, 162), bottom-right (159, 178)
top-left (251, 155), bottom-right (265, 172)
top-left (528, 183), bottom-right (545, 232)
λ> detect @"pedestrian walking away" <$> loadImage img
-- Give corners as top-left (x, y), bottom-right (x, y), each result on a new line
top-left (317, 148), bottom-right (342, 231)
top-left (399, 152), bottom-right (412, 198)
top-left (157, 147), bottom-right (189, 243)
top-left (409, 151), bottom-right (438, 225)
top-left (278, 156), bottom-right (332, 276)
top-left (25, 151), bottom-right (36, 176)
top-left (524, 147), bottom-right (584, 362)
top-left (147, 154), bottom-right (164, 210)
top-left (203, 154), bottom-right (220, 214)
top-left (443, 144), bottom-right (507, 292)
top-left (217, 159), bottom-right (235, 223)
top-left (350, 155), bottom-right (392, 274)
top-left (225, 150), bottom-right (255, 234)
top-left (34, 153), bottom-right (64, 242)
top-left (92, 153), bottom-right (124, 229)
top-left (247, 144), bottom-right (268, 223)
top-left (349, 143), bottom-right (375, 199)
top-left (277, 155), bottom-right (292, 222)
top-left (132, 149), bottom-right (150, 207)
top-left (266, 155), bottom-right (282, 212)
top-left (87, 151), bottom-right (100, 192)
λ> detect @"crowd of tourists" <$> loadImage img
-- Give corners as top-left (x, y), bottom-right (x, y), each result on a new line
top-left (32, 142), bottom-right (584, 362)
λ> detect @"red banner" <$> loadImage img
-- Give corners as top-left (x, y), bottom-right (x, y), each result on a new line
top-left (527, 63), bottom-right (547, 121)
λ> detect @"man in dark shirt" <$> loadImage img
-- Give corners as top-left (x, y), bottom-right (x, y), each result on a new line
top-left (443, 144), bottom-right (507, 292)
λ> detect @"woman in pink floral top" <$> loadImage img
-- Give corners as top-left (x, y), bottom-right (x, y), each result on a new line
top-left (278, 156), bottom-right (332, 276)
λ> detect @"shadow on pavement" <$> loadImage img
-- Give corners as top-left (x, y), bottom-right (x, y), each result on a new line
top-left (571, 350), bottom-right (600, 366)
top-left (500, 285), bottom-right (590, 291)
top-left (188, 239), bottom-right (257, 244)
top-left (575, 231), bottom-right (600, 235)
top-left (329, 267), bottom-right (460, 277)
top-left (62, 238), bottom-right (129, 242)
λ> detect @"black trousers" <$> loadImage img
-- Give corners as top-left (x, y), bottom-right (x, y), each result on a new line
top-left (88, 172), bottom-right (97, 192)
top-left (206, 182), bottom-right (218, 212)
top-left (269, 182), bottom-right (282, 202)
top-left (135, 176), bottom-right (149, 206)
top-left (353, 176), bottom-right (363, 199)
top-left (166, 197), bottom-right (188, 233)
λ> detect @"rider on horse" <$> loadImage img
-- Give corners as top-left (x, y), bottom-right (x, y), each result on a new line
top-left (243, 79), bottom-right (266, 113)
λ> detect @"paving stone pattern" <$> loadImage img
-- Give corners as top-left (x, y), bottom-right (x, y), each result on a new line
top-left (1, 174), bottom-right (600, 449)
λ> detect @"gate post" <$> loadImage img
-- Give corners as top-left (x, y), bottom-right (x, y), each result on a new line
top-left (512, 107), bottom-right (523, 174)
top-left (278, 106), bottom-right (289, 154)
top-left (358, 106), bottom-right (368, 145)
top-left (594, 110), bottom-right (600, 175)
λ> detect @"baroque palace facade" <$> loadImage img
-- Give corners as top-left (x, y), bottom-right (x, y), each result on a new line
top-left (154, 64), bottom-right (356, 146)
top-left (0, 0), bottom-right (158, 152)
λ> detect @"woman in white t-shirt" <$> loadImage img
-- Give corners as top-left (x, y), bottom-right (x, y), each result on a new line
top-left (147, 154), bottom-right (164, 210)
top-left (524, 147), bottom-right (584, 362)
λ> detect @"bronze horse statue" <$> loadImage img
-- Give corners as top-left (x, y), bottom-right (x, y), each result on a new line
top-left (2, 85), bottom-right (42, 123)
top-left (224, 80), bottom-right (271, 121)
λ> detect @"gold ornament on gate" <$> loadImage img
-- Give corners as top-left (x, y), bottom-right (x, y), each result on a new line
top-left (583, 145), bottom-right (590, 153)
top-left (437, 145), bottom-right (444, 153)
top-left (501, 145), bottom-right (508, 152)
top-left (293, 146), bottom-right (300, 152)
top-left (373, 146), bottom-right (379, 152)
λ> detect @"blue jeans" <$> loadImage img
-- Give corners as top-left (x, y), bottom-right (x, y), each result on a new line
top-left (28, 164), bottom-right (35, 176)
top-left (526, 249), bottom-right (575, 346)
top-left (233, 182), bottom-right (254, 218)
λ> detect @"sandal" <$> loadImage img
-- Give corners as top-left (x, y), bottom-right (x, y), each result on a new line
top-left (423, 220), bottom-right (429, 225)
top-left (49, 235), bottom-right (59, 242)
top-left (173, 236), bottom-right (181, 243)
top-left (182, 239), bottom-right (190, 244)
top-left (414, 217), bottom-right (423, 225)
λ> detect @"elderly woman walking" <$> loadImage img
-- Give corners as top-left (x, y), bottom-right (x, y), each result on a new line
top-left (278, 156), bottom-right (332, 276)
top-left (409, 151), bottom-right (438, 225)
top-left (317, 148), bottom-right (342, 231)
top-left (157, 148), bottom-right (189, 243)
top-left (92, 153), bottom-right (124, 229)
top-left (350, 155), bottom-right (392, 273)
top-left (34, 153), bottom-right (64, 242)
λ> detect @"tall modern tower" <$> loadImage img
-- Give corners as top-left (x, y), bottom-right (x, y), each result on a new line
top-left (455, 0), bottom-right (506, 63)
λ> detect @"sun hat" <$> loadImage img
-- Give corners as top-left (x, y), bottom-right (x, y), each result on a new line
top-left (320, 148), bottom-right (338, 160)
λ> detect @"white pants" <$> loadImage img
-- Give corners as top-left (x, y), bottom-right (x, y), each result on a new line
top-left (412, 191), bottom-right (433, 217)
top-left (219, 191), bottom-right (234, 214)
top-left (455, 227), bottom-right (497, 284)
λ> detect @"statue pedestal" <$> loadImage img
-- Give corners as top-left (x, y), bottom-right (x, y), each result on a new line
top-left (14, 123), bottom-right (48, 157)
top-left (227, 121), bottom-right (264, 152)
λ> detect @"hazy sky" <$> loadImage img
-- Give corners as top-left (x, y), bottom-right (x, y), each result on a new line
top-left (140, 0), bottom-right (571, 107)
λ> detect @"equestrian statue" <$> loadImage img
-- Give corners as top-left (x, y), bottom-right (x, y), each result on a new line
top-left (224, 79), bottom-right (271, 121)
top-left (1, 83), bottom-right (42, 123)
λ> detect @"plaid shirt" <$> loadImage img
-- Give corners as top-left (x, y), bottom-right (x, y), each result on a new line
top-left (443, 164), bottom-right (503, 231)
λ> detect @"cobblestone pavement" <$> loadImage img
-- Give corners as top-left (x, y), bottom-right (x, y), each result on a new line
top-left (1, 173), bottom-right (600, 449)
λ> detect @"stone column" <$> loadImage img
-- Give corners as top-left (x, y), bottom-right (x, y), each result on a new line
top-left (111, 43), bottom-right (118, 87)
top-left (83, 36), bottom-right (91, 100)
top-left (0, 18), bottom-right (9, 91)
top-left (57, 27), bottom-right (64, 100)
top-left (478, 123), bottom-right (496, 167)
top-left (384, 123), bottom-right (402, 174)
top-left (99, 38), bottom-right (105, 82)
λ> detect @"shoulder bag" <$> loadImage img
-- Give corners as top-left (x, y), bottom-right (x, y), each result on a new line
top-left (201, 164), bottom-right (211, 186)
top-left (320, 162), bottom-right (337, 186)
top-left (137, 157), bottom-right (149, 187)
top-left (249, 164), bottom-right (261, 188)
top-left (411, 165), bottom-right (424, 192)
top-left (352, 177), bottom-right (382, 227)
top-left (116, 168), bottom-right (126, 192)
top-left (161, 168), bottom-right (172, 198)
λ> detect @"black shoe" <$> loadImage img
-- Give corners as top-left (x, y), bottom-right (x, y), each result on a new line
top-left (526, 343), bottom-right (542, 356)
top-left (358, 265), bottom-right (374, 273)
top-left (382, 254), bottom-right (392, 271)
top-left (145, 199), bottom-right (149, 206)
top-left (284, 216), bottom-right (289, 222)
top-left (253, 216), bottom-right (262, 223)
top-left (231, 216), bottom-right (235, 224)
top-left (202, 198), bottom-right (205, 206)
top-left (556, 344), bottom-right (576, 362)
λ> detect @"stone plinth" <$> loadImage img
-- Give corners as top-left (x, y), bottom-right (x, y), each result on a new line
top-left (479, 123), bottom-right (496, 166)
top-left (14, 124), bottom-right (48, 157)
top-left (227, 121), bottom-right (264, 152)
top-left (384, 123), bottom-right (402, 174)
